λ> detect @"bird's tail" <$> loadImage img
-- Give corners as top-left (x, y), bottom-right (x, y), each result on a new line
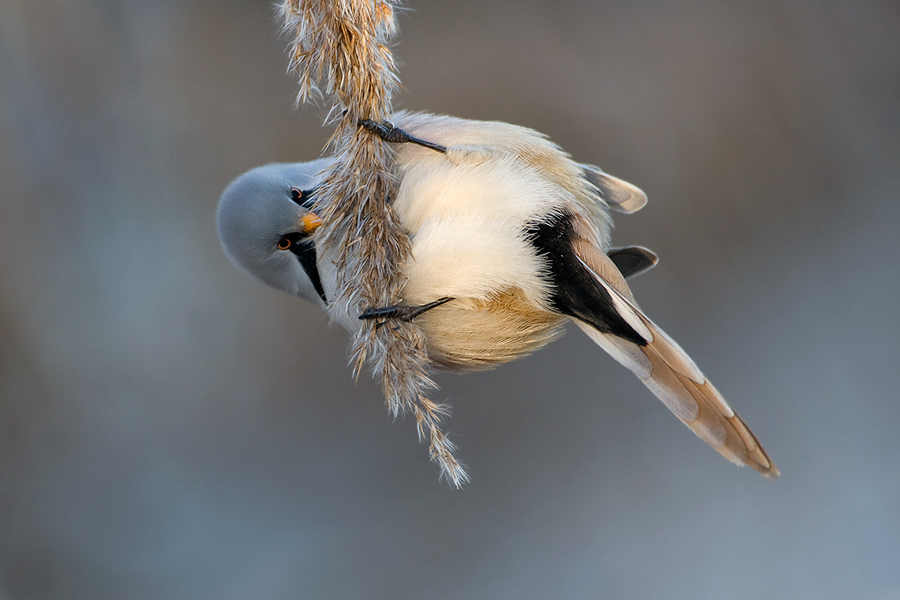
top-left (573, 253), bottom-right (779, 478)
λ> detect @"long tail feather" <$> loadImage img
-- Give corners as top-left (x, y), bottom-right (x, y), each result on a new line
top-left (572, 253), bottom-right (779, 478)
top-left (575, 319), bottom-right (778, 478)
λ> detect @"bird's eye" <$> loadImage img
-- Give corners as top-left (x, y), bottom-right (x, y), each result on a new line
top-left (291, 187), bottom-right (317, 209)
top-left (276, 237), bottom-right (292, 251)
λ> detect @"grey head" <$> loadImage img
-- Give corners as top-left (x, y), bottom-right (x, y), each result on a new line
top-left (217, 159), bottom-right (332, 305)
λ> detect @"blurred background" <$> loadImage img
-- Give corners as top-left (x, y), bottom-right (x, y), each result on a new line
top-left (1, 1), bottom-right (898, 598)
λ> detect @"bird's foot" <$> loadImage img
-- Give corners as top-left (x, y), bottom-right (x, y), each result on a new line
top-left (358, 119), bottom-right (447, 154)
top-left (359, 297), bottom-right (454, 327)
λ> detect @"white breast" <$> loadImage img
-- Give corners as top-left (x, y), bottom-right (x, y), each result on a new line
top-left (320, 112), bottom-right (610, 369)
top-left (394, 146), bottom-right (567, 309)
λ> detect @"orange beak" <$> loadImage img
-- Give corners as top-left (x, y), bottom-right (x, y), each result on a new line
top-left (300, 212), bottom-right (323, 234)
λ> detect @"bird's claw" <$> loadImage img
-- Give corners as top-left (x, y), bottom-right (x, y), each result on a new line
top-left (359, 297), bottom-right (454, 325)
top-left (358, 119), bottom-right (448, 154)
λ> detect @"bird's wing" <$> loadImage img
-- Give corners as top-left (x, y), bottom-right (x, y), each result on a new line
top-left (580, 165), bottom-right (647, 213)
top-left (607, 246), bottom-right (658, 279)
top-left (566, 238), bottom-right (778, 478)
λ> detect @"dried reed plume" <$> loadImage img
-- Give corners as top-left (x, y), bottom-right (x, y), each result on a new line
top-left (280, 0), bottom-right (468, 485)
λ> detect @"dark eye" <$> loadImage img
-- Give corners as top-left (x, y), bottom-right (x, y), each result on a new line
top-left (276, 236), bottom-right (292, 251)
top-left (291, 187), bottom-right (317, 208)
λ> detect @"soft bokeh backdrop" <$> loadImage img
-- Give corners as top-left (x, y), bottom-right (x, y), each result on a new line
top-left (1, 1), bottom-right (898, 599)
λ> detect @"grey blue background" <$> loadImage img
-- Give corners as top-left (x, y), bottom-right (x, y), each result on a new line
top-left (1, 1), bottom-right (898, 598)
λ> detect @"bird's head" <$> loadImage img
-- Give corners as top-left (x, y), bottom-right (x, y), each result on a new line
top-left (216, 160), bottom-right (332, 305)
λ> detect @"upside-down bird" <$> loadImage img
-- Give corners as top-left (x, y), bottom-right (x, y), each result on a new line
top-left (217, 111), bottom-right (778, 479)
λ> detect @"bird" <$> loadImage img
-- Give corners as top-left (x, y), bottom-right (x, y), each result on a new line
top-left (216, 111), bottom-right (778, 479)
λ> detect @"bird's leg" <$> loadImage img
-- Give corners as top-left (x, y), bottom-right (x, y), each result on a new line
top-left (358, 119), bottom-right (448, 154)
top-left (359, 297), bottom-right (454, 326)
